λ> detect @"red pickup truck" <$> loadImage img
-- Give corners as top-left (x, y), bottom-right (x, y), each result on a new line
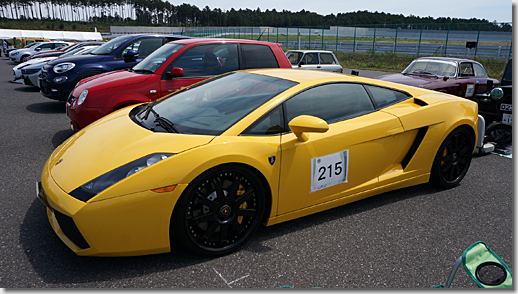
top-left (66, 38), bottom-right (292, 132)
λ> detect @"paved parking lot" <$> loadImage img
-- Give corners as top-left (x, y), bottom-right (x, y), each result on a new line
top-left (0, 57), bottom-right (512, 288)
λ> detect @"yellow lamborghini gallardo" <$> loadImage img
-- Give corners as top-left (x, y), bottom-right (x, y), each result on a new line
top-left (38, 69), bottom-right (479, 257)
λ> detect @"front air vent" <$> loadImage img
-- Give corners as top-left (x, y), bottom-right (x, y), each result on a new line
top-left (401, 127), bottom-right (428, 169)
top-left (53, 210), bottom-right (90, 249)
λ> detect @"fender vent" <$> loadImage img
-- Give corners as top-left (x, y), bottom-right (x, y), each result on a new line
top-left (414, 98), bottom-right (428, 106)
top-left (401, 127), bottom-right (428, 169)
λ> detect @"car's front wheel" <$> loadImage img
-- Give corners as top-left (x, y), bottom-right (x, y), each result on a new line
top-left (21, 55), bottom-right (30, 63)
top-left (171, 165), bottom-right (266, 256)
top-left (430, 126), bottom-right (473, 188)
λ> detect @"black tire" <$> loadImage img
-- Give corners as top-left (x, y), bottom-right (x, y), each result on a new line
top-left (171, 165), bottom-right (266, 256)
top-left (21, 55), bottom-right (30, 63)
top-left (430, 126), bottom-right (473, 188)
top-left (484, 122), bottom-right (512, 147)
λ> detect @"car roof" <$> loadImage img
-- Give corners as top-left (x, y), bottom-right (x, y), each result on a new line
top-left (286, 50), bottom-right (334, 53)
top-left (416, 56), bottom-right (481, 64)
top-left (167, 38), bottom-right (280, 46)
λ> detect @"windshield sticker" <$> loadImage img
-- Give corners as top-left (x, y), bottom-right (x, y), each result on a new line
top-left (310, 150), bottom-right (349, 193)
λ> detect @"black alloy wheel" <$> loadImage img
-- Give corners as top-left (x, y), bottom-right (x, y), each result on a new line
top-left (430, 126), bottom-right (473, 188)
top-left (172, 165), bottom-right (266, 256)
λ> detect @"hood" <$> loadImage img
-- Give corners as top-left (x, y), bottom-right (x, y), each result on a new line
top-left (47, 107), bottom-right (214, 193)
top-left (75, 70), bottom-right (152, 92)
top-left (47, 54), bottom-right (104, 66)
top-left (23, 57), bottom-right (57, 68)
top-left (376, 73), bottom-right (440, 88)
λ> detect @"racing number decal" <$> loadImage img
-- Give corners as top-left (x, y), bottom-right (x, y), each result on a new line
top-left (310, 150), bottom-right (349, 193)
top-left (465, 84), bottom-right (475, 98)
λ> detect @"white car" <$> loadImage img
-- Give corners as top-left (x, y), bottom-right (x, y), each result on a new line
top-left (285, 50), bottom-right (343, 73)
top-left (22, 46), bottom-right (99, 87)
top-left (12, 56), bottom-right (59, 83)
top-left (9, 41), bottom-right (71, 63)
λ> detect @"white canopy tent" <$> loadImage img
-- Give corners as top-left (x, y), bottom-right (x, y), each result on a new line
top-left (0, 29), bottom-right (102, 41)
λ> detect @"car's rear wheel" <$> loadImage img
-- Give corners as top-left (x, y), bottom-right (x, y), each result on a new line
top-left (171, 165), bottom-right (266, 256)
top-left (430, 126), bottom-right (473, 188)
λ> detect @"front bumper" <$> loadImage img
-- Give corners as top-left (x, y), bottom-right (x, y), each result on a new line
top-left (37, 171), bottom-right (187, 256)
top-left (66, 96), bottom-right (112, 132)
top-left (39, 69), bottom-right (72, 101)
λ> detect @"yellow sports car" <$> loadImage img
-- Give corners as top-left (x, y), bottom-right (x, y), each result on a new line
top-left (37, 69), bottom-right (479, 257)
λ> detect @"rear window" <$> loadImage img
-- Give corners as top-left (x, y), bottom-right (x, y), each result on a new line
top-left (241, 44), bottom-right (279, 69)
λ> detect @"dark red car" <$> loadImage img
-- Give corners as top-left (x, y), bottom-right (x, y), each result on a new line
top-left (375, 57), bottom-right (499, 99)
top-left (66, 38), bottom-right (292, 132)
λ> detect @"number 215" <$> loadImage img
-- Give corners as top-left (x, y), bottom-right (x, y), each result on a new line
top-left (318, 162), bottom-right (342, 181)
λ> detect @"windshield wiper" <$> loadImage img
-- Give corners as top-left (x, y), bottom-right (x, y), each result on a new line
top-left (138, 100), bottom-right (179, 133)
top-left (154, 116), bottom-right (179, 133)
top-left (132, 69), bottom-right (154, 74)
top-left (411, 70), bottom-right (438, 77)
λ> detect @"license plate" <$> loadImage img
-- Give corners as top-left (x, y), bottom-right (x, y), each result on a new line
top-left (500, 103), bottom-right (512, 111)
top-left (502, 113), bottom-right (512, 125)
top-left (36, 182), bottom-right (53, 211)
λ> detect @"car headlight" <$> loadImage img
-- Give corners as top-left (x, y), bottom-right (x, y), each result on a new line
top-left (69, 153), bottom-right (174, 202)
top-left (53, 62), bottom-right (75, 74)
top-left (77, 89), bottom-right (88, 106)
top-left (11, 52), bottom-right (19, 56)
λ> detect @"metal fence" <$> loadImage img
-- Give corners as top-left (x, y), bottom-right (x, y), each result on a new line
top-left (173, 23), bottom-right (512, 60)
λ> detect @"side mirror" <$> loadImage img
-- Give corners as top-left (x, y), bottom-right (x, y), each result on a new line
top-left (288, 115), bottom-right (329, 142)
top-left (168, 67), bottom-right (184, 77)
top-left (443, 76), bottom-right (449, 81)
top-left (486, 80), bottom-right (494, 93)
top-left (124, 49), bottom-right (139, 61)
top-left (34, 47), bottom-right (41, 51)
top-left (298, 61), bottom-right (305, 67)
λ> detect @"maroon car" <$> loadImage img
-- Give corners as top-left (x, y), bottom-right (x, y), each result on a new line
top-left (376, 57), bottom-right (499, 99)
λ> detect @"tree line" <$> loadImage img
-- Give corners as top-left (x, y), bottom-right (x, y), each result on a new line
top-left (0, 0), bottom-right (512, 31)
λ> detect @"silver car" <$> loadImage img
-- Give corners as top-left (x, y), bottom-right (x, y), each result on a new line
top-left (286, 50), bottom-right (343, 73)
top-left (9, 41), bottom-right (72, 63)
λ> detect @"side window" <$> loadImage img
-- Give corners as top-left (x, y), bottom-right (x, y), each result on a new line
top-left (242, 106), bottom-right (286, 135)
top-left (364, 85), bottom-right (411, 108)
top-left (38, 43), bottom-right (55, 51)
top-left (473, 63), bottom-right (487, 77)
top-left (240, 44), bottom-right (279, 69)
top-left (304, 53), bottom-right (319, 65)
top-left (320, 53), bottom-right (336, 64)
top-left (459, 63), bottom-right (475, 76)
top-left (120, 40), bottom-right (142, 57)
top-left (171, 44), bottom-right (239, 78)
top-left (285, 83), bottom-right (374, 124)
top-left (136, 38), bottom-right (164, 58)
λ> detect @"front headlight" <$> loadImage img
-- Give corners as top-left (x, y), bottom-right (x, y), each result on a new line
top-left (77, 89), bottom-right (88, 105)
top-left (53, 62), bottom-right (75, 74)
top-left (11, 52), bottom-right (19, 56)
top-left (69, 153), bottom-right (174, 202)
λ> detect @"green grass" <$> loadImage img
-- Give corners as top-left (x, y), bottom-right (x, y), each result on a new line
top-left (333, 52), bottom-right (507, 79)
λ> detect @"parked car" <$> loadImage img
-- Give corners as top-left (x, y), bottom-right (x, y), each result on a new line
top-left (474, 58), bottom-right (512, 147)
top-left (66, 38), bottom-right (292, 131)
top-left (376, 57), bottom-right (500, 98)
top-left (39, 34), bottom-right (190, 102)
top-left (12, 44), bottom-right (101, 84)
top-left (38, 69), bottom-right (479, 257)
top-left (9, 41), bottom-right (71, 63)
top-left (29, 41), bottom-right (105, 60)
top-left (4, 42), bottom-right (40, 58)
top-left (22, 46), bottom-right (101, 87)
top-left (285, 50), bottom-right (343, 73)
top-left (12, 37), bottom-right (50, 49)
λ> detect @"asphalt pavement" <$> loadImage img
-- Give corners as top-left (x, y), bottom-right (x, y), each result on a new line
top-left (0, 57), bottom-right (513, 289)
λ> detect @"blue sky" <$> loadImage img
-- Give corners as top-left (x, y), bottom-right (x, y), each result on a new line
top-left (168, 0), bottom-right (513, 23)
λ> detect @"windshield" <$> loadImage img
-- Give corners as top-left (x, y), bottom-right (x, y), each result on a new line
top-left (132, 43), bottom-right (185, 73)
top-left (135, 72), bottom-right (298, 135)
top-left (90, 35), bottom-right (133, 55)
top-left (402, 60), bottom-right (457, 77)
top-left (286, 51), bottom-right (303, 65)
